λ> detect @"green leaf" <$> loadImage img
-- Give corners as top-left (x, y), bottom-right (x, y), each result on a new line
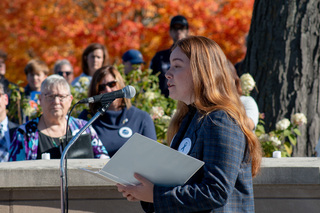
top-left (284, 142), bottom-right (293, 156)
top-left (288, 134), bottom-right (297, 146)
top-left (283, 130), bottom-right (291, 137)
top-left (255, 124), bottom-right (265, 133)
top-left (293, 128), bottom-right (301, 136)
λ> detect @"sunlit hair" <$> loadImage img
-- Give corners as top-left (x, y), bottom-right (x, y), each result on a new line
top-left (228, 60), bottom-right (243, 95)
top-left (88, 65), bottom-right (131, 113)
top-left (167, 36), bottom-right (261, 177)
top-left (24, 59), bottom-right (50, 76)
top-left (53, 59), bottom-right (74, 73)
top-left (82, 43), bottom-right (109, 76)
top-left (41, 74), bottom-right (71, 94)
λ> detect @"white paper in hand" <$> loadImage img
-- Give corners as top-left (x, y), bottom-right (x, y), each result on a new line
top-left (82, 133), bottom-right (204, 186)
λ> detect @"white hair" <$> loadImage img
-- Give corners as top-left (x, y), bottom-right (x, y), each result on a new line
top-left (53, 59), bottom-right (73, 73)
top-left (41, 74), bottom-right (71, 94)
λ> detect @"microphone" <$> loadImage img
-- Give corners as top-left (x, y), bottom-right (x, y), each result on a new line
top-left (79, 85), bottom-right (136, 104)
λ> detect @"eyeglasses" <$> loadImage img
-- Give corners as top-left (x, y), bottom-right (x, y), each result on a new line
top-left (98, 81), bottom-right (117, 92)
top-left (44, 94), bottom-right (70, 102)
top-left (58, 71), bottom-right (73, 77)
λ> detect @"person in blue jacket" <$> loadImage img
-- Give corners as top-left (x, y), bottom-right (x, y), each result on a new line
top-left (117, 36), bottom-right (262, 212)
top-left (79, 65), bottom-right (157, 157)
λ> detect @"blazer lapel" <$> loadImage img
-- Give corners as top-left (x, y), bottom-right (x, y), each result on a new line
top-left (8, 121), bottom-right (19, 141)
top-left (170, 107), bottom-right (197, 150)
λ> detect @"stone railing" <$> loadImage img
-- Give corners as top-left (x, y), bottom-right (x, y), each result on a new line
top-left (0, 157), bottom-right (319, 213)
top-left (253, 157), bottom-right (320, 213)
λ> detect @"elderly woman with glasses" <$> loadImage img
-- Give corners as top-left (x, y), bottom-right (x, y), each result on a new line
top-left (78, 65), bottom-right (157, 157)
top-left (9, 75), bottom-right (109, 161)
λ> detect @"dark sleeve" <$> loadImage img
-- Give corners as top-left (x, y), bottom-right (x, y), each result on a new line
top-left (78, 109), bottom-right (89, 121)
top-left (8, 121), bottom-right (19, 141)
top-left (152, 112), bottom-right (248, 212)
top-left (150, 53), bottom-right (160, 75)
top-left (141, 201), bottom-right (155, 213)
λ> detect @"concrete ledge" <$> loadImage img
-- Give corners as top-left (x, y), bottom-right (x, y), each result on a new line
top-left (254, 157), bottom-right (320, 213)
top-left (254, 157), bottom-right (320, 184)
top-left (0, 158), bottom-right (319, 212)
top-left (0, 159), bottom-right (142, 213)
top-left (0, 159), bottom-right (113, 188)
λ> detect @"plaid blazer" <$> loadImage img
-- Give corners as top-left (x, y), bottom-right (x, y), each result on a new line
top-left (142, 108), bottom-right (254, 213)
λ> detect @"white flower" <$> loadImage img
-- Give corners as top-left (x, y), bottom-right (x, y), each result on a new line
top-left (73, 77), bottom-right (90, 93)
top-left (150, 106), bottom-right (164, 120)
top-left (145, 91), bottom-right (156, 101)
top-left (240, 73), bottom-right (255, 96)
top-left (23, 102), bottom-right (37, 117)
top-left (275, 118), bottom-right (290, 130)
top-left (78, 77), bottom-right (90, 85)
top-left (258, 134), bottom-right (269, 143)
top-left (269, 136), bottom-right (281, 146)
top-left (161, 115), bottom-right (171, 126)
top-left (291, 113), bottom-right (307, 126)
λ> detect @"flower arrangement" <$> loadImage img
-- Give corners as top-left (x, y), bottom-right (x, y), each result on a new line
top-left (255, 113), bottom-right (307, 157)
top-left (239, 73), bottom-right (308, 157)
top-left (69, 77), bottom-right (90, 117)
top-left (8, 82), bottom-right (42, 124)
top-left (240, 73), bottom-right (255, 96)
top-left (120, 65), bottom-right (177, 144)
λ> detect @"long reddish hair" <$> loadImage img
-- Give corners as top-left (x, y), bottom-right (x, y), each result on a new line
top-left (167, 36), bottom-right (261, 177)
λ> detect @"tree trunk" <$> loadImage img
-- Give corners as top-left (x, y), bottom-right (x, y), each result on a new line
top-left (244, 0), bottom-right (320, 156)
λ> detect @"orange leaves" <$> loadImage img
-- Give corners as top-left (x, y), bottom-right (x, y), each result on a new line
top-left (1, 0), bottom-right (254, 84)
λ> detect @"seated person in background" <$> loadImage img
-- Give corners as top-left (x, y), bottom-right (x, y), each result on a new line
top-left (24, 59), bottom-right (49, 99)
top-left (122, 49), bottom-right (145, 75)
top-left (78, 66), bottom-right (157, 157)
top-left (23, 59), bottom-right (49, 123)
top-left (229, 61), bottom-right (259, 130)
top-left (53, 59), bottom-right (74, 84)
top-left (0, 50), bottom-right (15, 98)
top-left (9, 74), bottom-right (109, 161)
top-left (0, 82), bottom-right (19, 162)
top-left (72, 43), bottom-right (109, 87)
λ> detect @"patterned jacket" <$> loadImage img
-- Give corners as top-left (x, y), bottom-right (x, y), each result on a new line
top-left (9, 116), bottom-right (108, 161)
top-left (142, 108), bottom-right (254, 213)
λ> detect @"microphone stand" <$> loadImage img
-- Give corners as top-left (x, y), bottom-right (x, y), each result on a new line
top-left (60, 102), bottom-right (112, 213)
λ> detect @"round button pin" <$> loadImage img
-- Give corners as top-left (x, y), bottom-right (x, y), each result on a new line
top-left (118, 127), bottom-right (133, 138)
top-left (178, 138), bottom-right (192, 154)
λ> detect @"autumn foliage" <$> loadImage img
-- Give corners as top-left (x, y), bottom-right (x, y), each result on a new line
top-left (0, 0), bottom-right (254, 85)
